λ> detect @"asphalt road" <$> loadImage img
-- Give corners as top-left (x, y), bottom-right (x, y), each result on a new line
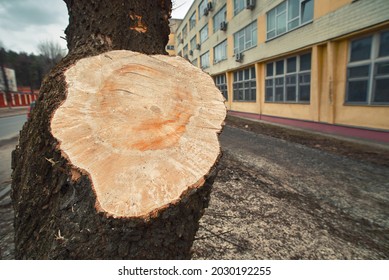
top-left (192, 125), bottom-right (389, 259)
top-left (1, 122), bottom-right (389, 259)
top-left (0, 115), bottom-right (24, 260)
top-left (0, 115), bottom-right (26, 141)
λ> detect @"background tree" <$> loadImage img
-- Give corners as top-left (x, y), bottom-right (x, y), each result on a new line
top-left (12, 0), bottom-right (225, 260)
top-left (37, 40), bottom-right (66, 72)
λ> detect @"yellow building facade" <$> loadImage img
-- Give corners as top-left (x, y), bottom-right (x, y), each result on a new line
top-left (166, 19), bottom-right (183, 55)
top-left (175, 0), bottom-right (389, 140)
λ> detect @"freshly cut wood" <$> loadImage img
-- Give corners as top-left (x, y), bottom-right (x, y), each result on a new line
top-left (11, 0), bottom-right (224, 260)
top-left (51, 50), bottom-right (226, 218)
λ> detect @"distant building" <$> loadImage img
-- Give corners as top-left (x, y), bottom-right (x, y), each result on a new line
top-left (0, 67), bottom-right (17, 92)
top-left (174, 0), bottom-right (389, 140)
top-left (166, 18), bottom-right (183, 55)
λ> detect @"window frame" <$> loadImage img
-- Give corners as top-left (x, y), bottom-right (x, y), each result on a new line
top-left (233, 67), bottom-right (257, 102)
top-left (265, 52), bottom-right (312, 104)
top-left (190, 12), bottom-right (196, 30)
top-left (214, 74), bottom-right (228, 100)
top-left (190, 36), bottom-right (197, 52)
top-left (213, 5), bottom-right (227, 33)
top-left (200, 51), bottom-right (210, 69)
top-left (234, 0), bottom-right (246, 16)
top-left (233, 20), bottom-right (258, 54)
top-left (191, 58), bottom-right (198, 67)
top-left (214, 40), bottom-right (228, 64)
top-left (183, 44), bottom-right (188, 57)
top-left (182, 24), bottom-right (188, 39)
top-left (266, 0), bottom-right (314, 41)
top-left (345, 31), bottom-right (389, 105)
top-left (200, 24), bottom-right (209, 44)
top-left (198, 0), bottom-right (207, 20)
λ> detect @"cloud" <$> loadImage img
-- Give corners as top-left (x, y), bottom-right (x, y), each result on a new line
top-left (0, 0), bottom-right (68, 31)
top-left (0, 0), bottom-right (68, 53)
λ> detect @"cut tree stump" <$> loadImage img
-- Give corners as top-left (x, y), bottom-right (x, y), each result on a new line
top-left (12, 50), bottom-right (225, 259)
top-left (52, 50), bottom-right (226, 218)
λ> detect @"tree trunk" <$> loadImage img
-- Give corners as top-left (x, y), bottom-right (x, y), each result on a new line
top-left (11, 0), bottom-right (225, 259)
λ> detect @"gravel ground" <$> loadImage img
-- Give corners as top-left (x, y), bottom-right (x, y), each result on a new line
top-left (1, 115), bottom-right (389, 259)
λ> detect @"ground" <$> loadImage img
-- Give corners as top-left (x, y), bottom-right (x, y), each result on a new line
top-left (192, 116), bottom-right (389, 259)
top-left (1, 115), bottom-right (388, 259)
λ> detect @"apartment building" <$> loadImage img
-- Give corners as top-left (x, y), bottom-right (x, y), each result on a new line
top-left (174, 0), bottom-right (389, 141)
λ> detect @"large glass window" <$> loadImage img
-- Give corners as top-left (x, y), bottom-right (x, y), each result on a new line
top-left (234, 0), bottom-right (246, 15)
top-left (190, 12), bottom-right (196, 30)
top-left (214, 40), bottom-right (227, 63)
top-left (198, 0), bottom-right (207, 20)
top-left (233, 67), bottom-right (256, 101)
top-left (346, 31), bottom-right (389, 104)
top-left (200, 51), bottom-right (210, 69)
top-left (200, 24), bottom-right (209, 44)
top-left (265, 53), bottom-right (311, 103)
top-left (267, 0), bottom-right (314, 40)
top-left (234, 21), bottom-right (257, 54)
top-left (215, 74), bottom-right (228, 100)
top-left (213, 5), bottom-right (227, 33)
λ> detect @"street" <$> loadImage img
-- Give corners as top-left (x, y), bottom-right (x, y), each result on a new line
top-left (1, 116), bottom-right (389, 259)
top-left (192, 125), bottom-right (389, 259)
top-left (0, 115), bottom-right (27, 141)
top-left (0, 112), bottom-right (26, 259)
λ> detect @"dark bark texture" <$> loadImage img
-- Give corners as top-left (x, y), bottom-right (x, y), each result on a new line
top-left (11, 0), bottom-right (219, 259)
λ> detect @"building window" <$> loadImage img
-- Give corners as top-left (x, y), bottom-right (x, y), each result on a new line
top-left (214, 40), bottom-right (227, 63)
top-left (200, 51), bottom-right (210, 69)
top-left (215, 74), bottom-right (228, 100)
top-left (346, 31), bottom-right (389, 104)
top-left (190, 12), bottom-right (196, 30)
top-left (183, 44), bottom-right (188, 57)
top-left (213, 5), bottom-right (227, 33)
top-left (190, 36), bottom-right (197, 51)
top-left (192, 58), bottom-right (198, 67)
top-left (267, 0), bottom-right (314, 40)
top-left (177, 33), bottom-right (182, 44)
top-left (182, 24), bottom-right (188, 39)
top-left (166, 45), bottom-right (175, 50)
top-left (198, 0), bottom-right (207, 20)
top-left (200, 24), bottom-right (209, 44)
top-left (234, 0), bottom-right (246, 16)
top-left (234, 21), bottom-right (257, 54)
top-left (265, 53), bottom-right (311, 103)
top-left (233, 67), bottom-right (256, 101)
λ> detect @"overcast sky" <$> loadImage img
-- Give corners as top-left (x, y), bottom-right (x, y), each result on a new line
top-left (0, 0), bottom-right (193, 55)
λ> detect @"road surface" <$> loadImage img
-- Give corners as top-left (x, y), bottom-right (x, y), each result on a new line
top-left (192, 125), bottom-right (389, 259)
top-left (0, 115), bottom-right (26, 141)
top-left (1, 120), bottom-right (389, 259)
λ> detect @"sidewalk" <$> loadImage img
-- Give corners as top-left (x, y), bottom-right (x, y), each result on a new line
top-left (0, 107), bottom-right (29, 119)
top-left (228, 113), bottom-right (389, 150)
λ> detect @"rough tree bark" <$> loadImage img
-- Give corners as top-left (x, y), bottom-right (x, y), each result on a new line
top-left (11, 0), bottom-right (225, 259)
